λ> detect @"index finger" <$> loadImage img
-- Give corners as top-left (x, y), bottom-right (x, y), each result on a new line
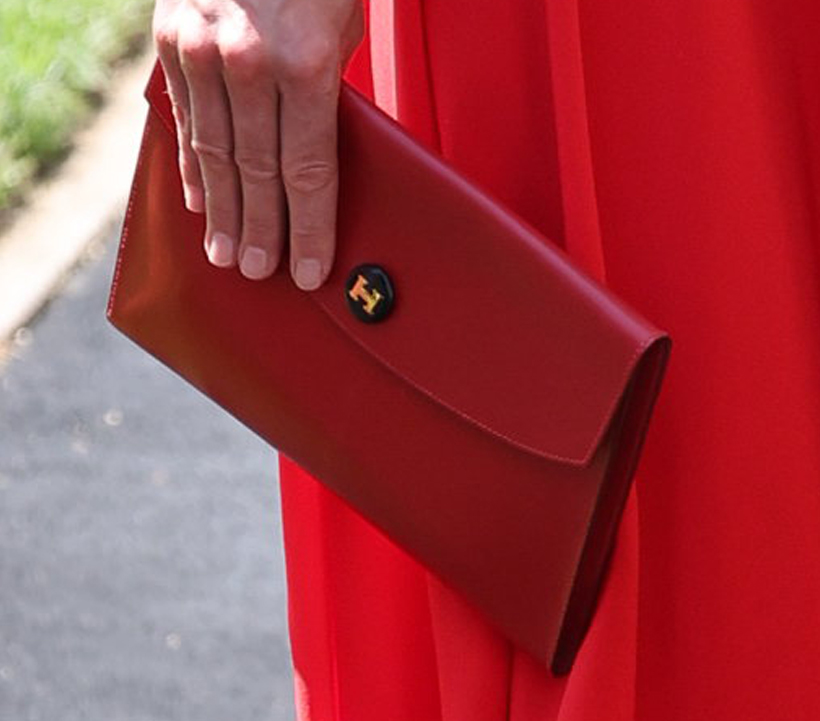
top-left (278, 63), bottom-right (341, 291)
top-left (155, 37), bottom-right (205, 213)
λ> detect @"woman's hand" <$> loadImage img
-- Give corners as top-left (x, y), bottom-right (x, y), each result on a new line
top-left (153, 0), bottom-right (364, 289)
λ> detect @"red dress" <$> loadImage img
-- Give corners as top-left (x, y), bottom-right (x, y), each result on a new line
top-left (279, 0), bottom-right (820, 718)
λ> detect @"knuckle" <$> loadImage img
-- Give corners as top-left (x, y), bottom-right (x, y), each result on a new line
top-left (282, 160), bottom-right (336, 194)
top-left (177, 27), bottom-right (217, 68)
top-left (291, 230), bottom-right (330, 253)
top-left (235, 153), bottom-right (281, 184)
top-left (153, 24), bottom-right (177, 54)
top-left (163, 89), bottom-right (192, 138)
top-left (171, 103), bottom-right (191, 134)
top-left (290, 215), bottom-right (334, 247)
top-left (152, 5), bottom-right (178, 48)
top-left (275, 36), bottom-right (337, 83)
top-left (220, 34), bottom-right (271, 78)
top-left (191, 138), bottom-right (233, 166)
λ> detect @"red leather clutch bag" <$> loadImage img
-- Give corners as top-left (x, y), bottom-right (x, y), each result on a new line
top-left (107, 61), bottom-right (672, 674)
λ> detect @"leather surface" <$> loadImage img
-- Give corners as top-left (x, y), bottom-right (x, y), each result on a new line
top-left (107, 61), bottom-right (671, 673)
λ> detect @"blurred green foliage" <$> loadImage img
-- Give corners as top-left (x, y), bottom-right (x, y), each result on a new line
top-left (0, 0), bottom-right (153, 210)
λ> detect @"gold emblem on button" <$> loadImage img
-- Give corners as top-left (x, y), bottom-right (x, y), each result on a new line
top-left (347, 274), bottom-right (384, 316)
top-left (344, 264), bottom-right (395, 323)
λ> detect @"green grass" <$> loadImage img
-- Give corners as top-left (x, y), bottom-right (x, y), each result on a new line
top-left (0, 0), bottom-right (153, 211)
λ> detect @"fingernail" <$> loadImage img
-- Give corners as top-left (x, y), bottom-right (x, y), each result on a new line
top-left (184, 185), bottom-right (204, 213)
top-left (206, 233), bottom-right (235, 267)
top-left (294, 259), bottom-right (323, 290)
top-left (240, 246), bottom-right (270, 280)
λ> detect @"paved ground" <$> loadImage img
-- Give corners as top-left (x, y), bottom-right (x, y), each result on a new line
top-left (0, 230), bottom-right (295, 720)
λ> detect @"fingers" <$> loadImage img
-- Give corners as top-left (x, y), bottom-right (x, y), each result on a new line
top-left (154, 0), bottom-right (351, 290)
top-left (279, 55), bottom-right (342, 290)
top-left (223, 51), bottom-right (287, 280)
top-left (179, 25), bottom-right (242, 268)
top-left (154, 4), bottom-right (204, 212)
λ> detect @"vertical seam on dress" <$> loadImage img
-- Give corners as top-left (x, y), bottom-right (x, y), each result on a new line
top-left (542, 0), bottom-right (607, 284)
top-left (413, 0), bottom-right (444, 155)
top-left (422, 574), bottom-right (446, 719)
top-left (631, 489), bottom-right (641, 721)
top-left (503, 645), bottom-right (515, 720)
top-left (318, 491), bottom-right (343, 720)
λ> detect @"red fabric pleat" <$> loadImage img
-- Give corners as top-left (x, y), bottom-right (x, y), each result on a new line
top-left (280, 0), bottom-right (820, 718)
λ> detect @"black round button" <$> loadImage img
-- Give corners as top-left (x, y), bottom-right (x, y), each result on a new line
top-left (345, 264), bottom-right (395, 323)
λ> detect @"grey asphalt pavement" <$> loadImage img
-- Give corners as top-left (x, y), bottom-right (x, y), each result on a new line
top-left (0, 229), bottom-right (295, 720)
